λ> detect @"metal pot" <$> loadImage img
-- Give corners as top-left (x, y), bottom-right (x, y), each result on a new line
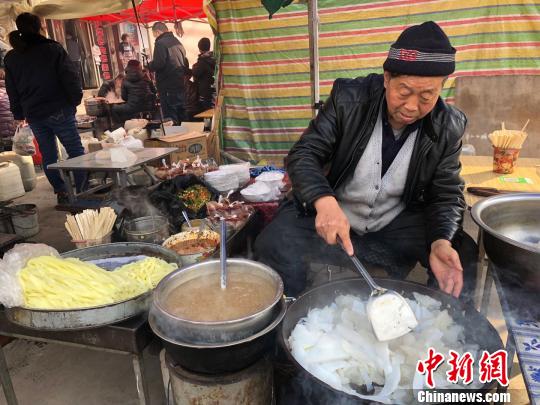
top-left (124, 215), bottom-right (170, 244)
top-left (149, 259), bottom-right (284, 345)
top-left (84, 97), bottom-right (107, 117)
top-left (152, 297), bottom-right (286, 374)
top-left (471, 193), bottom-right (540, 291)
top-left (277, 278), bottom-right (503, 404)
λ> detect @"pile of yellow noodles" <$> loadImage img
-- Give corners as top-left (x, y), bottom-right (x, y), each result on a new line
top-left (19, 256), bottom-right (177, 309)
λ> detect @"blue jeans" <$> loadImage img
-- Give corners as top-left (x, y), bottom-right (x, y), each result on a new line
top-left (160, 90), bottom-right (186, 125)
top-left (29, 106), bottom-right (86, 193)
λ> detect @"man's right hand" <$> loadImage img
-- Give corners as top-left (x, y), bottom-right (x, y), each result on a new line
top-left (313, 196), bottom-right (354, 255)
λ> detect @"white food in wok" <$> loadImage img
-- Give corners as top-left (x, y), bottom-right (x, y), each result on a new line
top-left (288, 293), bottom-right (481, 404)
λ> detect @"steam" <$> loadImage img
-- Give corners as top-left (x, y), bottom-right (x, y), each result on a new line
top-left (110, 187), bottom-right (162, 219)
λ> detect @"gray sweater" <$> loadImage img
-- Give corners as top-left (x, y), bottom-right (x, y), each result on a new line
top-left (336, 108), bottom-right (418, 234)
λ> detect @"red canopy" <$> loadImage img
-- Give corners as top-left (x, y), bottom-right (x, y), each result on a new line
top-left (84, 0), bottom-right (205, 24)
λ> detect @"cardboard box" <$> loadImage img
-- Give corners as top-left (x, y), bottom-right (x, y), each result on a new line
top-left (143, 131), bottom-right (208, 162)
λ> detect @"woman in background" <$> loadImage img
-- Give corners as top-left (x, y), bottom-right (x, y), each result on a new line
top-left (0, 69), bottom-right (17, 151)
top-left (112, 60), bottom-right (155, 124)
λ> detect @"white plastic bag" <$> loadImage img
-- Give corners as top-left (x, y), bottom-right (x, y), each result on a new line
top-left (0, 243), bottom-right (59, 308)
top-left (13, 124), bottom-right (36, 156)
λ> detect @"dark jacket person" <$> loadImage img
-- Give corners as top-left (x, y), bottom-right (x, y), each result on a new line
top-left (112, 60), bottom-right (155, 123)
top-left (4, 12), bottom-right (85, 204)
top-left (255, 22), bottom-right (478, 300)
top-left (192, 37), bottom-right (216, 111)
top-left (148, 22), bottom-right (188, 124)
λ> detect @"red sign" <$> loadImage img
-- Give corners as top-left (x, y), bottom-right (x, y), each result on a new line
top-left (94, 22), bottom-right (112, 81)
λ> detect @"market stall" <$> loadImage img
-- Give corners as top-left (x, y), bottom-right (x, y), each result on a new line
top-left (1, 2), bottom-right (539, 405)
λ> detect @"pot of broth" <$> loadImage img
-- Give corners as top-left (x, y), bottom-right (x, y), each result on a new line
top-left (149, 259), bottom-right (284, 345)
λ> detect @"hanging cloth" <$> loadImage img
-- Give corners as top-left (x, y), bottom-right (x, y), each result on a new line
top-left (261, 0), bottom-right (293, 18)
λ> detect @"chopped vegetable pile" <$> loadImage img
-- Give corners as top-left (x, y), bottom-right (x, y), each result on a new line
top-left (179, 184), bottom-right (212, 212)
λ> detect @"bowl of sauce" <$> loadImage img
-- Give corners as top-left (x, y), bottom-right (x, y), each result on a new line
top-left (162, 230), bottom-right (220, 265)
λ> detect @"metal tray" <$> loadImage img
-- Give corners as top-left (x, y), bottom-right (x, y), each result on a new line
top-left (5, 243), bottom-right (182, 331)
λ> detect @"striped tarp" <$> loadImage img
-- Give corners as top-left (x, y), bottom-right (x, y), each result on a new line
top-left (214, 0), bottom-right (540, 162)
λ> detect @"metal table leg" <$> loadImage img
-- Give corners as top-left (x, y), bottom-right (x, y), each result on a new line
top-left (0, 345), bottom-right (18, 405)
top-left (58, 169), bottom-right (76, 204)
top-left (132, 353), bottom-right (150, 405)
top-left (480, 261), bottom-right (494, 316)
top-left (475, 228), bottom-right (486, 310)
top-left (117, 171), bottom-right (129, 188)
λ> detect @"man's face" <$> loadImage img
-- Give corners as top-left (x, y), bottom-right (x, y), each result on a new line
top-left (383, 72), bottom-right (445, 129)
top-left (152, 30), bottom-right (159, 39)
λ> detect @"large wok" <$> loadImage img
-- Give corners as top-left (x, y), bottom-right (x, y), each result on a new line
top-left (471, 193), bottom-right (540, 292)
top-left (277, 278), bottom-right (503, 404)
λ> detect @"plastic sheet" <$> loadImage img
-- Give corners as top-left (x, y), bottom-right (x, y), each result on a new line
top-left (0, 244), bottom-right (59, 308)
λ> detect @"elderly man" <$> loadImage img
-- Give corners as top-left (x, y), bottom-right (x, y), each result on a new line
top-left (148, 22), bottom-right (188, 125)
top-left (255, 21), bottom-right (477, 299)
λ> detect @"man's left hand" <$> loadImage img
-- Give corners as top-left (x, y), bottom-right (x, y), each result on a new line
top-left (429, 239), bottom-right (463, 298)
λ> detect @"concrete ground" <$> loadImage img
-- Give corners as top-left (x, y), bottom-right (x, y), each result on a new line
top-left (0, 172), bottom-right (531, 405)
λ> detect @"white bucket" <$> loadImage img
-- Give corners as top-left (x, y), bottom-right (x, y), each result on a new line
top-left (11, 204), bottom-right (39, 238)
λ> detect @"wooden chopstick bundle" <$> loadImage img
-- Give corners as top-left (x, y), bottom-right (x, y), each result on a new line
top-left (488, 120), bottom-right (529, 149)
top-left (65, 208), bottom-right (117, 241)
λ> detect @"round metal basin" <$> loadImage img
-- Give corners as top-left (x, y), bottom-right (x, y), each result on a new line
top-left (6, 243), bottom-right (182, 330)
top-left (471, 193), bottom-right (540, 291)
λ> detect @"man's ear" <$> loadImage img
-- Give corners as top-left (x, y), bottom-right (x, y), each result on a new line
top-left (383, 71), bottom-right (391, 89)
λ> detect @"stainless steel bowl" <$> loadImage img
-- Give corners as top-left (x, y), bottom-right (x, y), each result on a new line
top-left (471, 193), bottom-right (540, 291)
top-left (150, 259), bottom-right (284, 345)
top-left (125, 215), bottom-right (169, 244)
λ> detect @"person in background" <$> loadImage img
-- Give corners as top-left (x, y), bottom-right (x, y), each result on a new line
top-left (0, 69), bottom-right (17, 151)
top-left (4, 12), bottom-right (85, 205)
top-left (148, 22), bottom-right (189, 125)
top-left (0, 27), bottom-right (10, 68)
top-left (118, 33), bottom-right (136, 70)
top-left (111, 60), bottom-right (155, 124)
top-left (192, 37), bottom-right (216, 111)
top-left (97, 73), bottom-right (125, 101)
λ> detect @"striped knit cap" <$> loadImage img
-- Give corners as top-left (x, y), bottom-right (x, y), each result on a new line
top-left (383, 21), bottom-right (456, 76)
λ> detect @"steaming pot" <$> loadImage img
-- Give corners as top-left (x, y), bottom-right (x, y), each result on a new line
top-left (149, 259), bottom-right (284, 345)
top-left (471, 193), bottom-right (540, 292)
top-left (149, 259), bottom-right (285, 373)
top-left (277, 278), bottom-right (503, 404)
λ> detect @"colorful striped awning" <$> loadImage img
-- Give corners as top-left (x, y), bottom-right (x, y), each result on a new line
top-left (215, 0), bottom-right (540, 162)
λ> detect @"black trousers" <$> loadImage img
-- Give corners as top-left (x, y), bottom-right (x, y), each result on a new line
top-left (254, 200), bottom-right (478, 299)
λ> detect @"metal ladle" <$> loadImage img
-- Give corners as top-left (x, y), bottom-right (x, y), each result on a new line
top-left (182, 211), bottom-right (192, 229)
top-left (220, 218), bottom-right (227, 289)
top-left (337, 236), bottom-right (418, 341)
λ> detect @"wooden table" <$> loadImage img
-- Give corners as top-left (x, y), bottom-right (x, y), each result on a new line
top-left (461, 155), bottom-right (540, 207)
top-left (194, 108), bottom-right (214, 132)
top-left (194, 108), bottom-right (214, 119)
top-left (461, 155), bottom-right (540, 311)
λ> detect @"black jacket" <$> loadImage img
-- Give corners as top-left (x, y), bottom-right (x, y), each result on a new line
top-left (120, 67), bottom-right (155, 113)
top-left (148, 32), bottom-right (188, 92)
top-left (4, 33), bottom-right (82, 122)
top-left (192, 51), bottom-right (215, 103)
top-left (286, 74), bottom-right (467, 244)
